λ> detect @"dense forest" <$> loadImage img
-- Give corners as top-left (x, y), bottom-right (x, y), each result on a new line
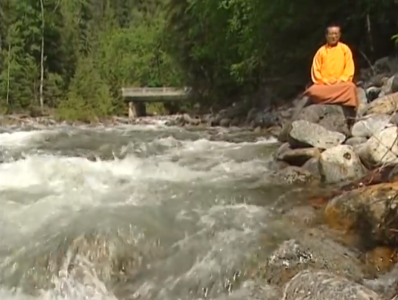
top-left (0, 0), bottom-right (398, 121)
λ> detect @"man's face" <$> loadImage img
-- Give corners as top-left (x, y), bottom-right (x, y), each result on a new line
top-left (326, 27), bottom-right (341, 45)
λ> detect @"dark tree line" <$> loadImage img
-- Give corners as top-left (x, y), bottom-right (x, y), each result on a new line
top-left (1, 0), bottom-right (397, 121)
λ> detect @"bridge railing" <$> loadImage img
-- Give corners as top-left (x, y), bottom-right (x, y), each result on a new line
top-left (121, 87), bottom-right (191, 97)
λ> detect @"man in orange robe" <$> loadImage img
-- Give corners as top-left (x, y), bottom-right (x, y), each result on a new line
top-left (304, 25), bottom-right (359, 109)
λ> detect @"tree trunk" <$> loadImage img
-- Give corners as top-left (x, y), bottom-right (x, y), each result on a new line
top-left (6, 43), bottom-right (11, 105)
top-left (39, 0), bottom-right (45, 112)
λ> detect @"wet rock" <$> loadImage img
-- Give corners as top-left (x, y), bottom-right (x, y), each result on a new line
top-left (359, 126), bottom-right (398, 167)
top-left (345, 136), bottom-right (368, 146)
top-left (361, 92), bottom-right (398, 116)
top-left (282, 206), bottom-right (319, 227)
top-left (301, 157), bottom-right (321, 179)
top-left (261, 228), bottom-right (370, 287)
top-left (0, 225), bottom-right (162, 294)
top-left (275, 143), bottom-right (320, 166)
top-left (288, 120), bottom-right (346, 149)
top-left (324, 182), bottom-right (398, 245)
top-left (281, 269), bottom-right (382, 300)
top-left (363, 264), bottom-right (398, 298)
top-left (351, 114), bottom-right (390, 138)
top-left (252, 110), bottom-right (279, 128)
top-left (319, 145), bottom-right (367, 184)
top-left (268, 166), bottom-right (317, 185)
top-left (363, 246), bottom-right (398, 273)
top-left (219, 118), bottom-right (231, 127)
top-left (214, 280), bottom-right (281, 300)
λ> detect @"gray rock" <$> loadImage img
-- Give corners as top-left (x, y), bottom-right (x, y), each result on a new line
top-left (301, 157), bottom-right (321, 179)
top-left (345, 136), bottom-right (367, 146)
top-left (219, 118), bottom-right (231, 127)
top-left (281, 269), bottom-right (383, 300)
top-left (268, 166), bottom-right (317, 185)
top-left (275, 143), bottom-right (320, 166)
top-left (261, 228), bottom-right (368, 287)
top-left (351, 114), bottom-right (390, 138)
top-left (359, 126), bottom-right (398, 166)
top-left (357, 87), bottom-right (368, 105)
top-left (379, 76), bottom-right (395, 97)
top-left (289, 120), bottom-right (346, 149)
top-left (366, 86), bottom-right (382, 102)
top-left (319, 145), bottom-right (367, 184)
top-left (278, 104), bottom-right (351, 143)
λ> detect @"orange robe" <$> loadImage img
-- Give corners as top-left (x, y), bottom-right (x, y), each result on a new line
top-left (304, 42), bottom-right (359, 108)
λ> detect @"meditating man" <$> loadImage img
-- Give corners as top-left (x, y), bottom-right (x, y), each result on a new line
top-left (304, 24), bottom-right (359, 109)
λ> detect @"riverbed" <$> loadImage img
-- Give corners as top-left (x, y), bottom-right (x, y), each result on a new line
top-left (0, 123), bottom-right (304, 300)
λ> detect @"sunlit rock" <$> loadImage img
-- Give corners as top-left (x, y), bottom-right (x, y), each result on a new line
top-left (281, 269), bottom-right (383, 300)
top-left (254, 228), bottom-right (369, 287)
top-left (319, 145), bottom-right (367, 184)
top-left (324, 182), bottom-right (398, 245)
top-left (288, 120), bottom-right (346, 149)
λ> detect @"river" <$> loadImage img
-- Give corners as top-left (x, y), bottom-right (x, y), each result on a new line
top-left (0, 123), bottom-right (297, 300)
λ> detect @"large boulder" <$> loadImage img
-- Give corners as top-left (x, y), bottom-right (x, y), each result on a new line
top-left (275, 143), bottom-right (321, 166)
top-left (361, 92), bottom-right (398, 116)
top-left (319, 145), bottom-right (367, 184)
top-left (259, 228), bottom-right (371, 287)
top-left (278, 104), bottom-right (351, 142)
top-left (288, 120), bottom-right (346, 149)
top-left (281, 269), bottom-right (383, 300)
top-left (358, 126), bottom-right (398, 167)
top-left (351, 114), bottom-right (391, 138)
top-left (324, 182), bottom-right (398, 245)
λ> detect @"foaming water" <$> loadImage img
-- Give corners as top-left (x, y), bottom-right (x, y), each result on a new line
top-left (0, 125), bottom-right (282, 300)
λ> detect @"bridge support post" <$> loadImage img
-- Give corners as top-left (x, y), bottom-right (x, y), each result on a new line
top-left (128, 102), bottom-right (137, 119)
top-left (128, 101), bottom-right (147, 119)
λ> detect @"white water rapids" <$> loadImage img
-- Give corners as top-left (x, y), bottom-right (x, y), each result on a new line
top-left (0, 123), bottom-right (291, 300)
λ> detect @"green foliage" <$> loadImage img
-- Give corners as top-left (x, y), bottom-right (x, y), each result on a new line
top-left (0, 0), bottom-right (397, 120)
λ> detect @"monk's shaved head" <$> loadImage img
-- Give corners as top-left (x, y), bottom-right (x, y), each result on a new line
top-left (325, 24), bottom-right (341, 34)
top-left (325, 24), bottom-right (341, 46)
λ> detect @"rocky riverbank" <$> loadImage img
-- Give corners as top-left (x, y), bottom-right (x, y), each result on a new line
top-left (235, 56), bottom-right (398, 300)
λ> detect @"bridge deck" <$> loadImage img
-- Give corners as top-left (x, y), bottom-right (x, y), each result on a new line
top-left (121, 87), bottom-right (191, 102)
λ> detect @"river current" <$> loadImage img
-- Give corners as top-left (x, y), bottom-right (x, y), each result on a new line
top-left (0, 122), bottom-right (293, 300)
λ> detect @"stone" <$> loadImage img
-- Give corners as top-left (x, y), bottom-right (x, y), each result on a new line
top-left (281, 270), bottom-right (383, 300)
top-left (363, 264), bottom-right (398, 299)
top-left (366, 86), bottom-right (382, 103)
top-left (319, 145), bottom-right (367, 184)
top-left (275, 143), bottom-right (321, 166)
top-left (289, 120), bottom-right (346, 149)
top-left (351, 114), bottom-right (391, 138)
top-left (301, 157), bottom-right (321, 178)
top-left (359, 126), bottom-right (398, 167)
top-left (361, 92), bottom-right (398, 116)
top-left (324, 182), bottom-right (398, 245)
top-left (345, 136), bottom-right (368, 146)
top-left (357, 87), bottom-right (368, 105)
top-left (392, 74), bottom-right (398, 93)
top-left (268, 166), bottom-right (318, 185)
top-left (363, 246), bottom-right (398, 273)
top-left (297, 104), bottom-right (352, 135)
top-left (278, 104), bottom-right (351, 143)
top-left (219, 118), bottom-right (231, 127)
top-left (215, 280), bottom-right (281, 300)
top-left (379, 75), bottom-right (395, 97)
top-left (259, 228), bottom-right (370, 287)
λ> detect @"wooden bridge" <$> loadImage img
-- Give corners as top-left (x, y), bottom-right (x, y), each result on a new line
top-left (121, 87), bottom-right (191, 118)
